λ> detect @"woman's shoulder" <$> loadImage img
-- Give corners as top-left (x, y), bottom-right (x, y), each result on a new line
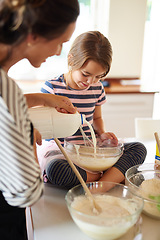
top-left (0, 69), bottom-right (25, 102)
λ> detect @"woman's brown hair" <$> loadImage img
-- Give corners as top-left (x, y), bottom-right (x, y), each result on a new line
top-left (0, 0), bottom-right (79, 45)
top-left (68, 31), bottom-right (112, 76)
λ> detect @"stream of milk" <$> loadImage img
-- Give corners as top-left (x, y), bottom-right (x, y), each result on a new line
top-left (78, 118), bottom-right (97, 158)
top-left (68, 118), bottom-right (121, 171)
top-left (80, 119), bottom-right (96, 147)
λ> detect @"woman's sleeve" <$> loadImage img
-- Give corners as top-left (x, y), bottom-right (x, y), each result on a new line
top-left (0, 91), bottom-right (43, 208)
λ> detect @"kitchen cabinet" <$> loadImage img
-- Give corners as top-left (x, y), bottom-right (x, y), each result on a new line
top-left (102, 93), bottom-right (154, 138)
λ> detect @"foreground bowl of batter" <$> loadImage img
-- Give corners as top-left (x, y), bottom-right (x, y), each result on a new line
top-left (65, 181), bottom-right (143, 240)
top-left (125, 163), bottom-right (160, 219)
top-left (64, 138), bottom-right (124, 172)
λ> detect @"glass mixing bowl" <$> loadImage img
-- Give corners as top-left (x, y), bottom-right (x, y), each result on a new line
top-left (64, 138), bottom-right (124, 172)
top-left (65, 181), bottom-right (143, 240)
top-left (125, 163), bottom-right (160, 219)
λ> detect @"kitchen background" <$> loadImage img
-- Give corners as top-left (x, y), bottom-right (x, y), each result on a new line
top-left (9, 0), bottom-right (160, 138)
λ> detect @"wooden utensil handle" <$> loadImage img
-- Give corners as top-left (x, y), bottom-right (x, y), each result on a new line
top-left (54, 138), bottom-right (93, 198)
top-left (154, 132), bottom-right (160, 154)
top-left (54, 138), bottom-right (101, 213)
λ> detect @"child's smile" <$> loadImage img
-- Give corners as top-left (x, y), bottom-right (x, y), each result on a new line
top-left (69, 60), bottom-right (106, 90)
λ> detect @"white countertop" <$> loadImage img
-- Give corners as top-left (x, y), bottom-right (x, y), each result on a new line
top-left (30, 183), bottom-right (160, 240)
top-left (28, 139), bottom-right (160, 240)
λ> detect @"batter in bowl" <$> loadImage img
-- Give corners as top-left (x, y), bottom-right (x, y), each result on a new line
top-left (70, 194), bottom-right (140, 240)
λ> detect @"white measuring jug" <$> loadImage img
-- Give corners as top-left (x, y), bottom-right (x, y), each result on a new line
top-left (28, 106), bottom-right (85, 139)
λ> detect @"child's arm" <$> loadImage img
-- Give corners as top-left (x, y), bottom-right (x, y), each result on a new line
top-left (93, 105), bottom-right (118, 145)
top-left (93, 105), bottom-right (105, 135)
top-left (93, 106), bottom-right (125, 185)
top-left (24, 93), bottom-right (76, 114)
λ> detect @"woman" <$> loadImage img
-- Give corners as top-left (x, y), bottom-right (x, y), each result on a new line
top-left (0, 0), bottom-right (79, 239)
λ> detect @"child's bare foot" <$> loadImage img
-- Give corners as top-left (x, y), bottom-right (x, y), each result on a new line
top-left (86, 171), bottom-right (102, 182)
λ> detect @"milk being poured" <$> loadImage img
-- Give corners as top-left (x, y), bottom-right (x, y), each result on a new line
top-left (74, 118), bottom-right (97, 161)
top-left (85, 120), bottom-right (97, 150)
top-left (28, 106), bottom-right (97, 152)
top-left (65, 115), bottom-right (122, 172)
top-left (80, 119), bottom-right (96, 144)
top-left (28, 107), bottom-right (87, 139)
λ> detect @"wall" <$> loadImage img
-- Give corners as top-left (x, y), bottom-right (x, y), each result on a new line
top-left (107, 0), bottom-right (147, 78)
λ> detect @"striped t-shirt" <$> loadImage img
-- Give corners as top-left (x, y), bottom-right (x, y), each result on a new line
top-left (0, 69), bottom-right (43, 208)
top-left (41, 74), bottom-right (106, 144)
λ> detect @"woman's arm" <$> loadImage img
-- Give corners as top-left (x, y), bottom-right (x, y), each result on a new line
top-left (25, 93), bottom-right (76, 114)
top-left (0, 105), bottom-right (43, 208)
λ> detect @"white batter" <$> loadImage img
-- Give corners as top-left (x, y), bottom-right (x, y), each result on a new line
top-left (139, 178), bottom-right (160, 218)
top-left (71, 194), bottom-right (139, 240)
top-left (66, 119), bottom-right (122, 171)
top-left (67, 145), bottom-right (121, 171)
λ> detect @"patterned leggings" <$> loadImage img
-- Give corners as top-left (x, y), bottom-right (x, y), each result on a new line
top-left (45, 142), bottom-right (147, 190)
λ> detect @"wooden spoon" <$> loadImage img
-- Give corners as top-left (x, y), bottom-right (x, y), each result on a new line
top-left (54, 138), bottom-right (101, 214)
top-left (154, 132), bottom-right (160, 153)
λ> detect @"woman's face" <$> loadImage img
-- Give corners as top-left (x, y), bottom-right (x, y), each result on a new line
top-left (25, 22), bottom-right (76, 68)
top-left (70, 60), bottom-right (106, 90)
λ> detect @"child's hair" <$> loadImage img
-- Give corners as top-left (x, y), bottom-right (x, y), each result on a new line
top-left (68, 31), bottom-right (112, 76)
top-left (0, 0), bottom-right (79, 45)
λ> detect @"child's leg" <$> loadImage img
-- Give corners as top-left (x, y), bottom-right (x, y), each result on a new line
top-left (114, 142), bottom-right (147, 174)
top-left (45, 158), bottom-right (101, 189)
top-left (86, 171), bottom-right (102, 182)
top-left (100, 142), bottom-right (147, 183)
top-left (45, 142), bottom-right (146, 189)
top-left (45, 158), bottom-right (87, 189)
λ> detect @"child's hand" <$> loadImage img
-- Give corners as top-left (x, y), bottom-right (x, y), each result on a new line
top-left (98, 132), bottom-right (118, 147)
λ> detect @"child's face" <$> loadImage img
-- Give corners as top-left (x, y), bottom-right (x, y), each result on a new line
top-left (70, 60), bottom-right (106, 90)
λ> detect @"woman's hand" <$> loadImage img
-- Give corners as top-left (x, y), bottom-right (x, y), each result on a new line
top-left (33, 128), bottom-right (42, 164)
top-left (25, 93), bottom-right (77, 114)
top-left (34, 128), bottom-right (42, 146)
top-left (53, 95), bottom-right (77, 114)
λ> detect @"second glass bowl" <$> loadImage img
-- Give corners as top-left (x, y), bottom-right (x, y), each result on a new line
top-left (125, 163), bottom-right (160, 219)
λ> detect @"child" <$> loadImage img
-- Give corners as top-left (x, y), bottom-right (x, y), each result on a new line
top-left (39, 31), bottom-right (147, 189)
